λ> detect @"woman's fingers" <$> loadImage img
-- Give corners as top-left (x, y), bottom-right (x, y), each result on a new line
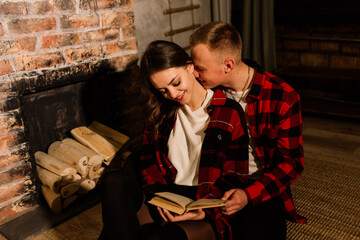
top-left (157, 207), bottom-right (168, 222)
top-left (163, 209), bottom-right (176, 221)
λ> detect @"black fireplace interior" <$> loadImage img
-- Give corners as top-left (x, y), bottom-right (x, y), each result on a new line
top-left (0, 64), bottom-right (146, 240)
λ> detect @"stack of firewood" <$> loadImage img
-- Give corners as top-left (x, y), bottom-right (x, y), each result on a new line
top-left (35, 121), bottom-right (130, 213)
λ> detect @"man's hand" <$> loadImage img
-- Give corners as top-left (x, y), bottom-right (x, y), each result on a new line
top-left (221, 188), bottom-right (248, 215)
top-left (157, 207), bottom-right (205, 222)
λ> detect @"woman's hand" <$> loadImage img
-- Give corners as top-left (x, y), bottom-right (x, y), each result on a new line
top-left (221, 188), bottom-right (248, 215)
top-left (157, 207), bottom-right (205, 222)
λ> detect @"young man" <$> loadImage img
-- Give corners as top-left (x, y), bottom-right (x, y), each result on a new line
top-left (190, 21), bottom-right (306, 239)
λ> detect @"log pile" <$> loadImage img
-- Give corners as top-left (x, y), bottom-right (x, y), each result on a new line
top-left (35, 121), bottom-right (130, 213)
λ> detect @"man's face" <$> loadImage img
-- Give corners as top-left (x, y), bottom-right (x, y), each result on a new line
top-left (191, 44), bottom-right (225, 89)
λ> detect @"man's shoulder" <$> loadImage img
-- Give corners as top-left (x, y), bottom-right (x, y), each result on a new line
top-left (256, 71), bottom-right (299, 96)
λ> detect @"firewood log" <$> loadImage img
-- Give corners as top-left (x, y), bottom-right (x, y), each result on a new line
top-left (77, 178), bottom-right (96, 195)
top-left (36, 165), bottom-right (62, 193)
top-left (63, 195), bottom-right (78, 209)
top-left (61, 138), bottom-right (105, 164)
top-left (88, 121), bottom-right (130, 160)
top-left (35, 151), bottom-right (77, 176)
top-left (71, 126), bottom-right (118, 163)
top-left (41, 185), bottom-right (62, 214)
top-left (61, 173), bottom-right (81, 186)
top-left (60, 182), bottom-right (80, 198)
top-left (94, 166), bottom-right (105, 179)
top-left (48, 141), bottom-right (89, 177)
top-left (61, 138), bottom-right (104, 179)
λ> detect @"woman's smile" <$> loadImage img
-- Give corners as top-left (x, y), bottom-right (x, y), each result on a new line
top-left (175, 92), bottom-right (185, 102)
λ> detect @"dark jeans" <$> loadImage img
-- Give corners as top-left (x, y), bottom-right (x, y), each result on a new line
top-left (230, 195), bottom-right (287, 240)
top-left (98, 155), bottom-right (189, 240)
top-left (99, 154), bottom-right (286, 240)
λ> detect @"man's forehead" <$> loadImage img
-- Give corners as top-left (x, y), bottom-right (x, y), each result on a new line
top-left (191, 44), bottom-right (215, 63)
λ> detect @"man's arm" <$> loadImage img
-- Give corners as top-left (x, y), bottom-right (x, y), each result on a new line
top-left (222, 91), bottom-right (304, 213)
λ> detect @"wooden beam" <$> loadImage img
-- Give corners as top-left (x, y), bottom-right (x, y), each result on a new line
top-left (163, 4), bottom-right (200, 14)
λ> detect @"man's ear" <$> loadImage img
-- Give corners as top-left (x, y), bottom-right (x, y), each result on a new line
top-left (224, 58), bottom-right (235, 74)
top-left (187, 63), bottom-right (194, 72)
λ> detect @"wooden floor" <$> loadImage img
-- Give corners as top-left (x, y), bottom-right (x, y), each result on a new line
top-left (0, 113), bottom-right (359, 240)
top-left (14, 203), bottom-right (103, 240)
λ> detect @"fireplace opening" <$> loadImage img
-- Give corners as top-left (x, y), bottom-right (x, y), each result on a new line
top-left (0, 63), bottom-right (146, 239)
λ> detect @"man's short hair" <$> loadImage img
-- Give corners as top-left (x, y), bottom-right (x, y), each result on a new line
top-left (190, 21), bottom-right (242, 62)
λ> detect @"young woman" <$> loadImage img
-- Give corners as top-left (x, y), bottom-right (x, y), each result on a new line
top-left (100, 40), bottom-right (249, 240)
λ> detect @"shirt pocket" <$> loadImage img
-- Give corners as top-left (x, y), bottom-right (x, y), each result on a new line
top-left (202, 127), bottom-right (232, 168)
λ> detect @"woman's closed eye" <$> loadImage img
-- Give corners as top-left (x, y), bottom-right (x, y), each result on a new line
top-left (173, 81), bottom-right (181, 87)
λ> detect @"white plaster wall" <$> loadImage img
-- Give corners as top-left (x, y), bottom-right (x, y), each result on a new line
top-left (134, 0), bottom-right (212, 57)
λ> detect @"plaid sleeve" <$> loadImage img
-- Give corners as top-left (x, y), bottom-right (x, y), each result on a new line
top-left (140, 122), bottom-right (171, 194)
top-left (244, 90), bottom-right (304, 206)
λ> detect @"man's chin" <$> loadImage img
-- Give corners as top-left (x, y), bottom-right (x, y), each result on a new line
top-left (199, 81), bottom-right (212, 89)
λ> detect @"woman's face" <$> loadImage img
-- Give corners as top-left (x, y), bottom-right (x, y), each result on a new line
top-left (149, 64), bottom-right (196, 105)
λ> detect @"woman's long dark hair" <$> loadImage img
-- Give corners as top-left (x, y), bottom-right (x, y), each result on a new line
top-left (139, 40), bottom-right (192, 139)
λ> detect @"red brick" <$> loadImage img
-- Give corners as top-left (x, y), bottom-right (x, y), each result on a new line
top-left (283, 39), bottom-right (309, 50)
top-left (300, 53), bottom-right (329, 68)
top-left (102, 12), bottom-right (134, 27)
top-left (8, 18), bottom-right (56, 34)
top-left (0, 37), bottom-right (37, 56)
top-left (122, 25), bottom-right (136, 38)
top-left (80, 0), bottom-right (133, 10)
top-left (122, 0), bottom-right (134, 8)
top-left (0, 2), bottom-right (28, 15)
top-left (64, 45), bottom-right (103, 63)
top-left (0, 162), bottom-right (32, 186)
top-left (61, 14), bottom-right (99, 29)
top-left (0, 189), bottom-right (37, 224)
top-left (0, 145), bottom-right (29, 169)
top-left (330, 55), bottom-right (360, 69)
top-left (14, 52), bottom-right (65, 71)
top-left (42, 33), bottom-right (82, 48)
top-left (0, 59), bottom-right (14, 75)
top-left (85, 28), bottom-right (120, 42)
top-left (33, 0), bottom-right (75, 14)
top-left (276, 51), bottom-right (299, 67)
top-left (106, 39), bottom-right (137, 54)
top-left (342, 42), bottom-right (360, 54)
top-left (0, 180), bottom-right (25, 203)
top-left (81, 0), bottom-right (115, 10)
top-left (0, 111), bottom-right (22, 134)
top-left (311, 41), bottom-right (339, 52)
top-left (0, 132), bottom-right (18, 152)
top-left (0, 24), bottom-right (4, 37)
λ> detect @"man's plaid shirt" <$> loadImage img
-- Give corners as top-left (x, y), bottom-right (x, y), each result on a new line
top-left (243, 59), bottom-right (305, 223)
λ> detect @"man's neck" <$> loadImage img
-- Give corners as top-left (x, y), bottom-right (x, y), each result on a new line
top-left (226, 62), bottom-right (253, 92)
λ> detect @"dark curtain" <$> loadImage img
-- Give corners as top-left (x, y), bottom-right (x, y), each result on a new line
top-left (232, 0), bottom-right (277, 72)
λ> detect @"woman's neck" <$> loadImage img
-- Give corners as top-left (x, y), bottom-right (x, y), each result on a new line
top-left (187, 82), bottom-right (207, 111)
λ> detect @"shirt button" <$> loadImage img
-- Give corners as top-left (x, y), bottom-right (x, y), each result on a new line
top-left (207, 106), bottom-right (213, 112)
top-left (217, 134), bottom-right (222, 140)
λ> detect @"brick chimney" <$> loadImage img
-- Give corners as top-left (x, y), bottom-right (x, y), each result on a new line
top-left (0, 0), bottom-right (139, 224)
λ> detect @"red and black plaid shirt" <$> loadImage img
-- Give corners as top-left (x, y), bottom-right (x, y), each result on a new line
top-left (243, 59), bottom-right (306, 223)
top-left (140, 89), bottom-right (249, 240)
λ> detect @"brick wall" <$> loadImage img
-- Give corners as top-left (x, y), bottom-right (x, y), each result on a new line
top-left (0, 0), bottom-right (139, 224)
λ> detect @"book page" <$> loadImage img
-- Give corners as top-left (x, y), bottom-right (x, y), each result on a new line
top-left (154, 192), bottom-right (194, 208)
top-left (186, 198), bottom-right (227, 211)
top-left (148, 196), bottom-right (186, 215)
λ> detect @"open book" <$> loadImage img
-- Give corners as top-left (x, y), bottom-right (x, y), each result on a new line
top-left (148, 192), bottom-right (228, 215)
